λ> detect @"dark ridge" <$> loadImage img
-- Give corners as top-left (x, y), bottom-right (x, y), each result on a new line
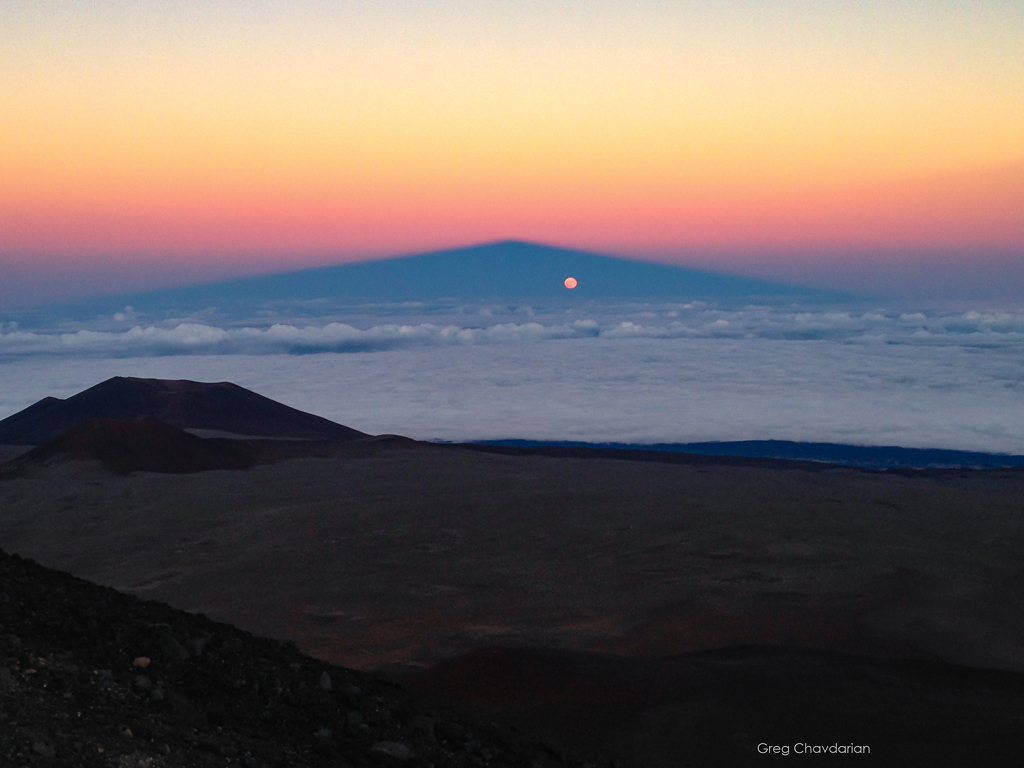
top-left (0, 395), bottom-right (62, 427)
top-left (0, 376), bottom-right (367, 445)
top-left (473, 438), bottom-right (1024, 470)
top-left (14, 417), bottom-right (254, 475)
top-left (457, 442), bottom-right (845, 472)
top-left (235, 433), bottom-right (427, 465)
top-left (403, 645), bottom-right (1024, 767)
top-left (0, 548), bottom-right (602, 768)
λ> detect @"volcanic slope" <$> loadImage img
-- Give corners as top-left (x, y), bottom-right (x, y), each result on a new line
top-left (0, 376), bottom-right (367, 445)
top-left (13, 417), bottom-right (255, 475)
top-left (0, 547), bottom-right (603, 768)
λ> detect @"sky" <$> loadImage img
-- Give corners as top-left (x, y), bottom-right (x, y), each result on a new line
top-left (1, 1), bottom-right (1023, 304)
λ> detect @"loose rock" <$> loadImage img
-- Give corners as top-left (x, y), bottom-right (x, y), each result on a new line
top-left (319, 670), bottom-right (332, 691)
top-left (32, 741), bottom-right (55, 757)
top-left (347, 710), bottom-right (365, 727)
top-left (0, 546), bottom-right (611, 768)
top-left (436, 722), bottom-right (466, 743)
top-left (158, 634), bottom-right (190, 662)
top-left (411, 715), bottom-right (437, 742)
top-left (371, 740), bottom-right (413, 761)
top-left (185, 637), bottom-right (206, 657)
top-left (133, 674), bottom-right (153, 693)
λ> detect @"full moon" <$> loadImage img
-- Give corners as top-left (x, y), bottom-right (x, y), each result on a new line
top-left (564, 277), bottom-right (578, 289)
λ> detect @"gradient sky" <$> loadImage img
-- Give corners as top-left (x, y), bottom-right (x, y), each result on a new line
top-left (2, 1), bottom-right (1022, 304)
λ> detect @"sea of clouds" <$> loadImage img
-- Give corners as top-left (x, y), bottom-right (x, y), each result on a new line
top-left (2, 299), bottom-right (1023, 453)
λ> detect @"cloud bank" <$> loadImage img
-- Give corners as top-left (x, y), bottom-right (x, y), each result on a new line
top-left (2, 302), bottom-right (1022, 454)
top-left (0, 320), bottom-right (597, 358)
top-left (4, 303), bottom-right (1024, 359)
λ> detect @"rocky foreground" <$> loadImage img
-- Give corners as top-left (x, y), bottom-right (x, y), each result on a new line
top-left (0, 548), bottom-right (607, 768)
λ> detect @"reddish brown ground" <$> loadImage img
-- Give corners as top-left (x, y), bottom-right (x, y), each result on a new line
top-left (19, 417), bottom-right (254, 474)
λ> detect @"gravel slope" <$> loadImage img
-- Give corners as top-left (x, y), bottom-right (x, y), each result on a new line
top-left (0, 548), bottom-right (607, 768)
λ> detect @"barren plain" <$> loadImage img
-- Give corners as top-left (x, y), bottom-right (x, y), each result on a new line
top-left (5, 439), bottom-right (1024, 765)
top-left (3, 442), bottom-right (1024, 673)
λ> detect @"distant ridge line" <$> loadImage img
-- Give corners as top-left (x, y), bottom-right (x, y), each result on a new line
top-left (471, 439), bottom-right (1024, 470)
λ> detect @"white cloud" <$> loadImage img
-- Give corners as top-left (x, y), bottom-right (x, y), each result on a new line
top-left (2, 301), bottom-right (1023, 454)
top-left (5, 302), bottom-right (1024, 360)
top-left (0, 319), bottom-right (605, 358)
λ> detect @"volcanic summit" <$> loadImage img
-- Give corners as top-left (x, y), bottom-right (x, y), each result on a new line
top-left (0, 377), bottom-right (366, 446)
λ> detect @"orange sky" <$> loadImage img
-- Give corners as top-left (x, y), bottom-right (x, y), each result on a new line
top-left (1, 1), bottom-right (1022, 301)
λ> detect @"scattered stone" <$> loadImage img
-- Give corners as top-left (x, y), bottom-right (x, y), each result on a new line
top-left (371, 740), bottom-right (413, 761)
top-left (0, 546), bottom-right (610, 768)
top-left (185, 637), bottom-right (206, 657)
top-left (319, 670), bottom-right (332, 691)
top-left (132, 674), bottom-right (153, 693)
top-left (347, 710), bottom-right (365, 727)
top-left (436, 721), bottom-right (466, 743)
top-left (32, 741), bottom-right (55, 757)
top-left (158, 634), bottom-right (189, 662)
top-left (411, 715), bottom-right (437, 742)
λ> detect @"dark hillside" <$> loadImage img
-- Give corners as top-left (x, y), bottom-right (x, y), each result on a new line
top-left (0, 548), bottom-right (604, 768)
top-left (0, 377), bottom-right (366, 445)
top-left (15, 417), bottom-right (254, 475)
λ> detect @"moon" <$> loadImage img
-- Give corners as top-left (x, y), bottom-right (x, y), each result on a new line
top-left (564, 277), bottom-right (578, 289)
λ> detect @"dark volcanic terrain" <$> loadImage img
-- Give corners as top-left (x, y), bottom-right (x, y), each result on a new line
top-left (4, 377), bottom-right (1024, 765)
top-left (5, 444), bottom-right (1023, 673)
top-left (15, 417), bottom-right (255, 475)
top-left (0, 377), bottom-right (366, 444)
top-left (0, 547), bottom-right (601, 768)
top-left (403, 644), bottom-right (1024, 766)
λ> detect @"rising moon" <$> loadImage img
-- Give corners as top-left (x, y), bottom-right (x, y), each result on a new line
top-left (564, 277), bottom-right (578, 289)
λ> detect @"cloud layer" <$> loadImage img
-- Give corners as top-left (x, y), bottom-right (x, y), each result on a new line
top-left (4, 302), bottom-right (1024, 359)
top-left (2, 301), bottom-right (1023, 455)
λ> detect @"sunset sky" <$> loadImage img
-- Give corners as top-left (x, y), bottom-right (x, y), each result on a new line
top-left (2, 1), bottom-right (1022, 304)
